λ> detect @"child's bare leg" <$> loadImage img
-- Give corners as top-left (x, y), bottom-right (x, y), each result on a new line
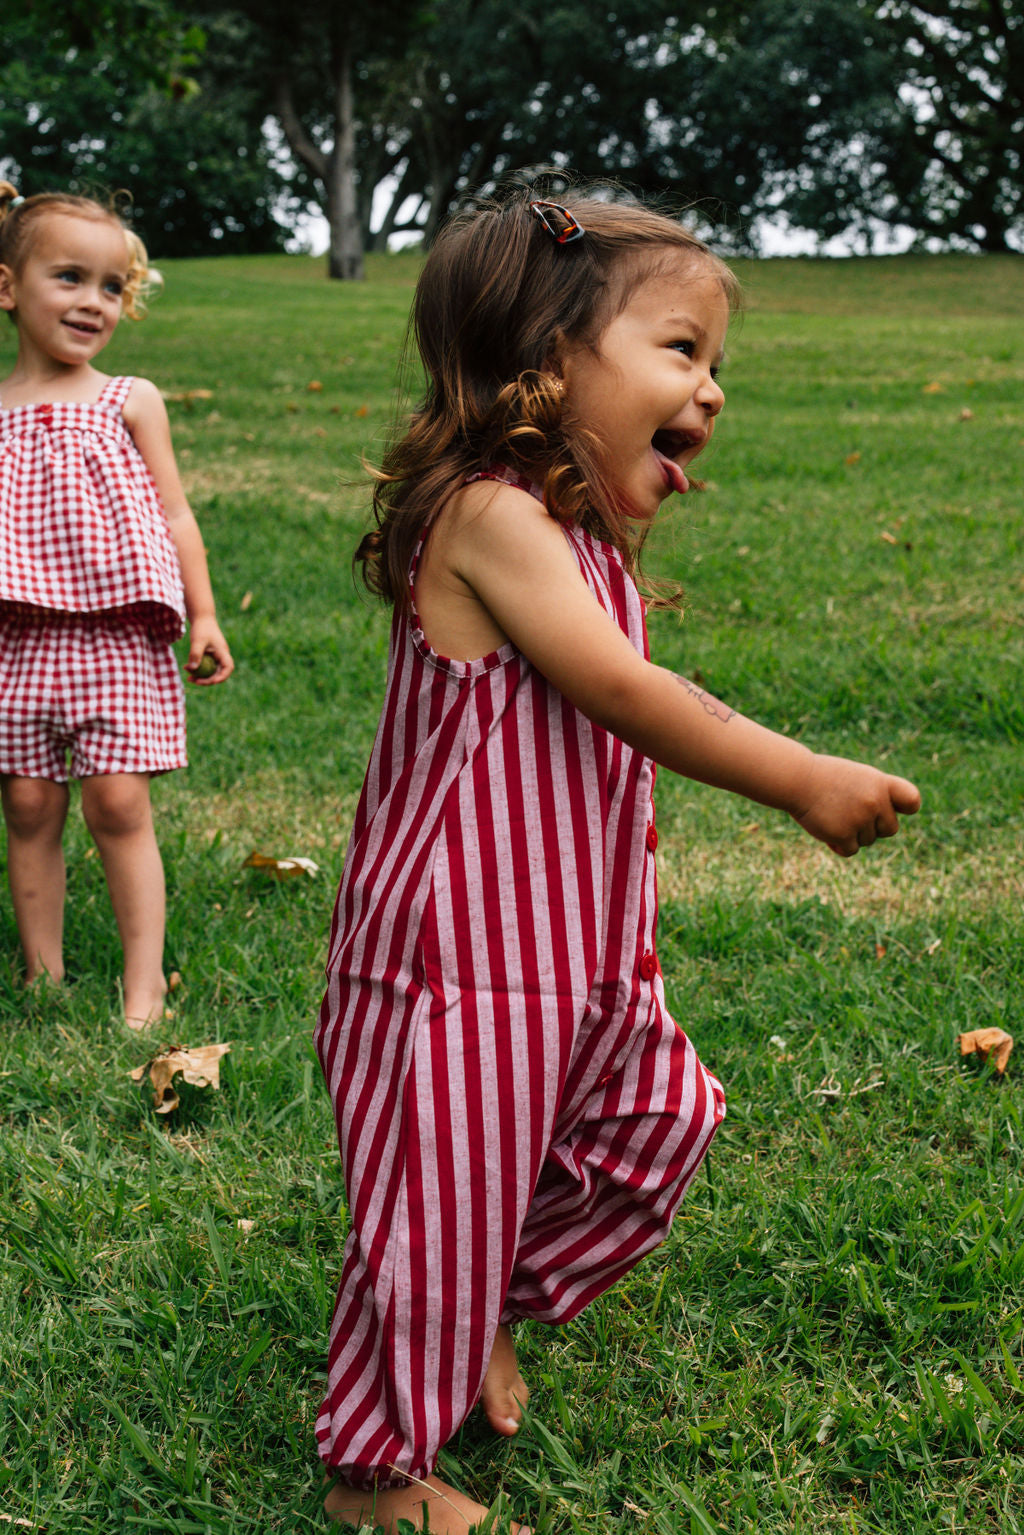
top-left (481, 1322), bottom-right (529, 1436)
top-left (81, 773), bottom-right (167, 1026)
top-left (325, 1473), bottom-right (530, 1533)
top-left (1, 775), bottom-right (69, 983)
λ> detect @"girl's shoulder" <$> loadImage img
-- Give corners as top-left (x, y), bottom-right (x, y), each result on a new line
top-left (442, 470), bottom-right (547, 545)
top-left (114, 375), bottom-right (160, 409)
top-left (119, 375), bottom-right (169, 434)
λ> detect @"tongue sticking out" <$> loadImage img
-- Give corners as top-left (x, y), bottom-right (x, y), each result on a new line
top-left (654, 445), bottom-right (689, 496)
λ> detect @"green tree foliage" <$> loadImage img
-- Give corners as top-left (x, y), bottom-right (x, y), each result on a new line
top-left (9, 0), bottom-right (202, 93)
top-left (863, 0), bottom-right (1023, 251)
top-left (0, 7), bottom-right (294, 257)
top-left (3, 0), bottom-right (1020, 266)
top-left (367, 0), bottom-right (1021, 254)
top-left (644, 0), bottom-right (909, 249)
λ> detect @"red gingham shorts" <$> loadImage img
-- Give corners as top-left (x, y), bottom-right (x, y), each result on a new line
top-left (0, 612), bottom-right (186, 781)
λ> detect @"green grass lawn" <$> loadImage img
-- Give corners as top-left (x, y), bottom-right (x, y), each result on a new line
top-left (1, 249), bottom-right (1022, 1534)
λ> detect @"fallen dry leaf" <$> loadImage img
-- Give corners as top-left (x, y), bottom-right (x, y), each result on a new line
top-left (959, 408), bottom-right (974, 421)
top-left (923, 381), bottom-right (944, 394)
top-left (163, 387), bottom-right (214, 403)
top-left (240, 590), bottom-right (253, 611)
top-left (845, 452), bottom-right (861, 466)
top-left (130, 1043), bottom-right (231, 1114)
top-left (355, 404), bottom-right (369, 417)
top-left (880, 531), bottom-right (898, 544)
top-left (243, 851), bottom-right (320, 879)
top-left (958, 1027), bottom-right (1014, 1075)
top-left (307, 379), bottom-right (323, 392)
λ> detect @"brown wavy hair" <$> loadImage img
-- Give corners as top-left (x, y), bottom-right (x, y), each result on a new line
top-left (0, 182), bottom-right (159, 320)
top-left (357, 187), bottom-right (740, 613)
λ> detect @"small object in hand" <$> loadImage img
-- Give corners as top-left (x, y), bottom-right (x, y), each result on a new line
top-left (194, 652), bottom-right (217, 679)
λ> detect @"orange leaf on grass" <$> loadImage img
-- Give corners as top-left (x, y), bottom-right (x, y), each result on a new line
top-left (243, 851), bottom-right (320, 879)
top-left (163, 388), bottom-right (213, 403)
top-left (958, 1028), bottom-right (1014, 1075)
top-left (130, 1043), bottom-right (231, 1115)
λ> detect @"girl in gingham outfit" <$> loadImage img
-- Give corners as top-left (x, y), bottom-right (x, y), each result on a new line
top-left (316, 193), bottom-right (920, 1532)
top-left (0, 184), bottom-right (232, 1027)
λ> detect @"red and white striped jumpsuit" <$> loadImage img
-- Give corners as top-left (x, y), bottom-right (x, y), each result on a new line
top-left (314, 471), bottom-right (725, 1488)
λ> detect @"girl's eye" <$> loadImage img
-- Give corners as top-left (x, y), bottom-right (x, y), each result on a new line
top-left (670, 340), bottom-right (695, 358)
top-left (103, 280), bottom-right (124, 296)
top-left (57, 270), bottom-right (79, 284)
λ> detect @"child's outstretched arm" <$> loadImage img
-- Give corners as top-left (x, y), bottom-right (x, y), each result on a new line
top-left (123, 378), bottom-right (234, 684)
top-left (447, 483), bottom-right (919, 855)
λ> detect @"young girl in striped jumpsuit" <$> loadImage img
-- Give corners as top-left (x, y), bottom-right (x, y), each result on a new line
top-left (315, 193), bottom-right (920, 1531)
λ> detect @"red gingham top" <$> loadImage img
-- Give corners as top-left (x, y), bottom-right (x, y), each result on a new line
top-left (0, 374), bottom-right (186, 641)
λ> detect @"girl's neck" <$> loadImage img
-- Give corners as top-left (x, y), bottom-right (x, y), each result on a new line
top-left (0, 352), bottom-right (111, 408)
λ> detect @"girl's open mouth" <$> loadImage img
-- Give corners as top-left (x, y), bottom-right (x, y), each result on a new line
top-left (652, 431), bottom-right (696, 495)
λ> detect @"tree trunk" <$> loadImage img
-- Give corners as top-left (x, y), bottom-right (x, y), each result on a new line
top-left (326, 35), bottom-right (364, 280)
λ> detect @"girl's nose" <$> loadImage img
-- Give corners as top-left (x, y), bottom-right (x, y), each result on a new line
top-left (699, 374), bottom-right (725, 417)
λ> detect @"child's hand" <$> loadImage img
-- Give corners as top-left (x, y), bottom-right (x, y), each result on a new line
top-left (186, 619), bottom-right (234, 685)
top-left (791, 754), bottom-right (921, 856)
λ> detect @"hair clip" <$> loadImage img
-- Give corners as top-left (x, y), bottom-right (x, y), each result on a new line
top-left (9, 195), bottom-right (25, 208)
top-left (529, 200), bottom-right (585, 244)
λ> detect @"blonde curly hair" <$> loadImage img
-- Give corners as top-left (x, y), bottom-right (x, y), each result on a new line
top-left (0, 182), bottom-right (160, 320)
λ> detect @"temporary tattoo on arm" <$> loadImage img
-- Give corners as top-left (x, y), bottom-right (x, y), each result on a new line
top-left (674, 675), bottom-right (737, 722)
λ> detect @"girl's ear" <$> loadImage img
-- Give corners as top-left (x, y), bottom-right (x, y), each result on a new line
top-left (543, 326), bottom-right (570, 380)
top-left (0, 265), bottom-right (17, 311)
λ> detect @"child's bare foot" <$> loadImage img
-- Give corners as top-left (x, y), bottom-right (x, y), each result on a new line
top-left (324, 1471), bottom-right (530, 1533)
top-left (24, 966), bottom-right (66, 990)
top-left (124, 1007), bottom-right (174, 1032)
top-left (122, 981), bottom-right (171, 1031)
top-left (21, 969), bottom-right (68, 1009)
top-left (481, 1323), bottom-right (529, 1437)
